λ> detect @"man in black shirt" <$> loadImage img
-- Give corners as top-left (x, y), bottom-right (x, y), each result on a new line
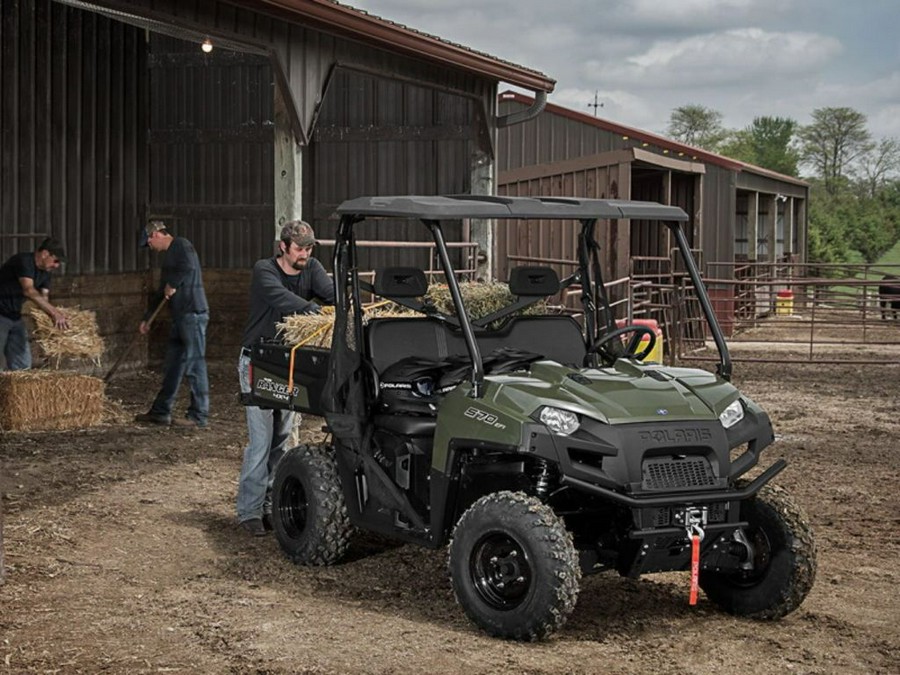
top-left (236, 220), bottom-right (334, 536)
top-left (0, 238), bottom-right (69, 370)
top-left (135, 220), bottom-right (210, 428)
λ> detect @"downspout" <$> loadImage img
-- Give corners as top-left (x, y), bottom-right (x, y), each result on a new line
top-left (496, 90), bottom-right (548, 128)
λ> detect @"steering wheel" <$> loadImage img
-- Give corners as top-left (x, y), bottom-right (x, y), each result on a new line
top-left (588, 325), bottom-right (657, 364)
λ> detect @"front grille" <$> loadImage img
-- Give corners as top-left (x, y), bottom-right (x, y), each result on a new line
top-left (642, 456), bottom-right (716, 490)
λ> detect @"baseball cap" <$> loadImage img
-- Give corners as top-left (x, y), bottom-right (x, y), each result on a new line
top-left (280, 220), bottom-right (316, 247)
top-left (140, 219), bottom-right (167, 248)
top-left (38, 237), bottom-right (66, 263)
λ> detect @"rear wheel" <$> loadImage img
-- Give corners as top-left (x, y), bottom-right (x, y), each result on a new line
top-left (700, 482), bottom-right (816, 619)
top-left (272, 444), bottom-right (352, 565)
top-left (448, 491), bottom-right (581, 641)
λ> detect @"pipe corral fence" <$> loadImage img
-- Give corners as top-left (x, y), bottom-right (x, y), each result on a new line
top-left (309, 243), bottom-right (900, 367)
top-left (632, 260), bottom-right (900, 366)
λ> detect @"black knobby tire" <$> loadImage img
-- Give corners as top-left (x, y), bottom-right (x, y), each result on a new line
top-left (700, 482), bottom-right (816, 619)
top-left (272, 444), bottom-right (352, 566)
top-left (448, 491), bottom-right (581, 641)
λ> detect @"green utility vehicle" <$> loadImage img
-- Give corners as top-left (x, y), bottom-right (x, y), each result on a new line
top-left (245, 195), bottom-right (815, 640)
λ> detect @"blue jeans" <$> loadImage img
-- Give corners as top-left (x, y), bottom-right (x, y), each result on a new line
top-left (150, 312), bottom-right (209, 425)
top-left (0, 315), bottom-right (32, 370)
top-left (236, 353), bottom-right (296, 522)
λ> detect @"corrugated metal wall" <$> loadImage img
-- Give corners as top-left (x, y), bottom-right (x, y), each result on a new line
top-left (147, 34), bottom-right (275, 268)
top-left (308, 67), bottom-right (483, 273)
top-left (0, 0), bottom-right (148, 274)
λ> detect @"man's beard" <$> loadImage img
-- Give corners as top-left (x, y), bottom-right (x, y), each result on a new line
top-left (291, 258), bottom-right (309, 271)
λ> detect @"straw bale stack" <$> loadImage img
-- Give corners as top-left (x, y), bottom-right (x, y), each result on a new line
top-left (27, 303), bottom-right (105, 366)
top-left (0, 370), bottom-right (105, 431)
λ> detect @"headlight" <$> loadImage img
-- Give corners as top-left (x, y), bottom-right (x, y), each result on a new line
top-left (719, 399), bottom-right (745, 429)
top-left (539, 406), bottom-right (580, 436)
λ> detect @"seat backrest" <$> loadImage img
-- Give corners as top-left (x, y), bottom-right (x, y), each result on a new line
top-left (373, 267), bottom-right (428, 298)
top-left (366, 318), bottom-right (465, 374)
top-left (366, 314), bottom-right (586, 374)
top-left (508, 266), bottom-right (560, 297)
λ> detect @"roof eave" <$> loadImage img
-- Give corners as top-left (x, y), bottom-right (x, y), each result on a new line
top-left (250, 0), bottom-right (555, 92)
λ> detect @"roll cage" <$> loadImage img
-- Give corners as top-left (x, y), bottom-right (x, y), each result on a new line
top-left (323, 195), bottom-right (731, 436)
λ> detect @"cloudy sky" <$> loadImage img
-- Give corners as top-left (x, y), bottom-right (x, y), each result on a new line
top-left (356, 0), bottom-right (900, 141)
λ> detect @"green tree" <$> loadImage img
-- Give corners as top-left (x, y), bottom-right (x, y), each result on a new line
top-left (806, 188), bottom-right (852, 264)
top-left (855, 137), bottom-right (900, 198)
top-left (719, 116), bottom-right (799, 176)
top-left (666, 104), bottom-right (726, 150)
top-left (798, 107), bottom-right (872, 195)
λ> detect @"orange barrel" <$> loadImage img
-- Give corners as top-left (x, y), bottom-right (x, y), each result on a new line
top-left (615, 318), bottom-right (664, 364)
top-left (776, 289), bottom-right (794, 316)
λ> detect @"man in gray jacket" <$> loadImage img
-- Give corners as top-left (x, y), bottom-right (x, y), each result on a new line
top-left (236, 220), bottom-right (334, 536)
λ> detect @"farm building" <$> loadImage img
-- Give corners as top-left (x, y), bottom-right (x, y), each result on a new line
top-left (495, 91), bottom-right (810, 297)
top-left (1, 0), bottom-right (809, 370)
top-left (0, 0), bottom-right (554, 366)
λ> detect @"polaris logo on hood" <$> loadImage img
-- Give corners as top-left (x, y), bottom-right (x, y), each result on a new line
top-left (639, 428), bottom-right (712, 444)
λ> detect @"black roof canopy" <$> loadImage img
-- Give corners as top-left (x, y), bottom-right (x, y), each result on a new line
top-left (335, 195), bottom-right (689, 222)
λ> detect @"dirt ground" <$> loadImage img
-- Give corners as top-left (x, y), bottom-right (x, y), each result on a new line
top-left (1, 355), bottom-right (898, 674)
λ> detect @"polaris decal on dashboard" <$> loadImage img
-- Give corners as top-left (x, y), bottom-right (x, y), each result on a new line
top-left (464, 406), bottom-right (507, 430)
top-left (256, 377), bottom-right (299, 401)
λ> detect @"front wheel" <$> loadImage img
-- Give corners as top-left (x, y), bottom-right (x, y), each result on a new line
top-left (700, 482), bottom-right (816, 619)
top-left (448, 491), bottom-right (581, 641)
top-left (272, 444), bottom-right (352, 566)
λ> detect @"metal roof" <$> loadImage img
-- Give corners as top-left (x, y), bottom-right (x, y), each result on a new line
top-left (251, 1), bottom-right (556, 92)
top-left (500, 91), bottom-right (809, 186)
top-left (335, 195), bottom-right (689, 221)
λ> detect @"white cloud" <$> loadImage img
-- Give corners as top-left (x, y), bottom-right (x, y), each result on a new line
top-left (357, 1), bottom-right (900, 140)
top-left (610, 29), bottom-right (843, 88)
top-left (623, 0), bottom-right (794, 30)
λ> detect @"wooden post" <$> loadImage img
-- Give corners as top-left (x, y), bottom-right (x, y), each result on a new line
top-left (274, 75), bottom-right (303, 243)
top-left (747, 192), bottom-right (759, 262)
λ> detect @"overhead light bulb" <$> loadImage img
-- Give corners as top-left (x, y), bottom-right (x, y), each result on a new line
top-left (201, 39), bottom-right (213, 53)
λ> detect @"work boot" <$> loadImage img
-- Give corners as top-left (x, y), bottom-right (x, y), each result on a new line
top-left (240, 518), bottom-right (267, 537)
top-left (134, 412), bottom-right (171, 426)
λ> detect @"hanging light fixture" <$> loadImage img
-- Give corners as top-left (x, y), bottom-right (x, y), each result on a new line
top-left (201, 39), bottom-right (213, 53)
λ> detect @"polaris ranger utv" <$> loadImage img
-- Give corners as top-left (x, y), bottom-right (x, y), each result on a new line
top-left (245, 195), bottom-right (815, 640)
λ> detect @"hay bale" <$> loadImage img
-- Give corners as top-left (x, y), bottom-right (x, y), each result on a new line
top-left (27, 304), bottom-right (105, 367)
top-left (426, 282), bottom-right (516, 319)
top-left (276, 303), bottom-right (416, 348)
top-left (0, 371), bottom-right (105, 431)
top-left (276, 313), bottom-right (336, 348)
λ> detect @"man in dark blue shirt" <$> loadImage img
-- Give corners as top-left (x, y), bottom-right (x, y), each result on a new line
top-left (236, 220), bottom-right (334, 536)
top-left (135, 220), bottom-right (210, 428)
top-left (0, 238), bottom-right (69, 370)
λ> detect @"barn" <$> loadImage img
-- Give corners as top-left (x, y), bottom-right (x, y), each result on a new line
top-left (0, 0), bottom-right (554, 367)
top-left (495, 91), bottom-right (810, 319)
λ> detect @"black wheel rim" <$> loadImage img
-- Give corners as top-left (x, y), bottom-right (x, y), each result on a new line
top-left (278, 475), bottom-right (309, 538)
top-left (729, 526), bottom-right (773, 586)
top-left (470, 531), bottom-right (532, 610)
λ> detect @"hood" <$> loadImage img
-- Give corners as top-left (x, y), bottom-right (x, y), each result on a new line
top-left (481, 360), bottom-right (740, 425)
